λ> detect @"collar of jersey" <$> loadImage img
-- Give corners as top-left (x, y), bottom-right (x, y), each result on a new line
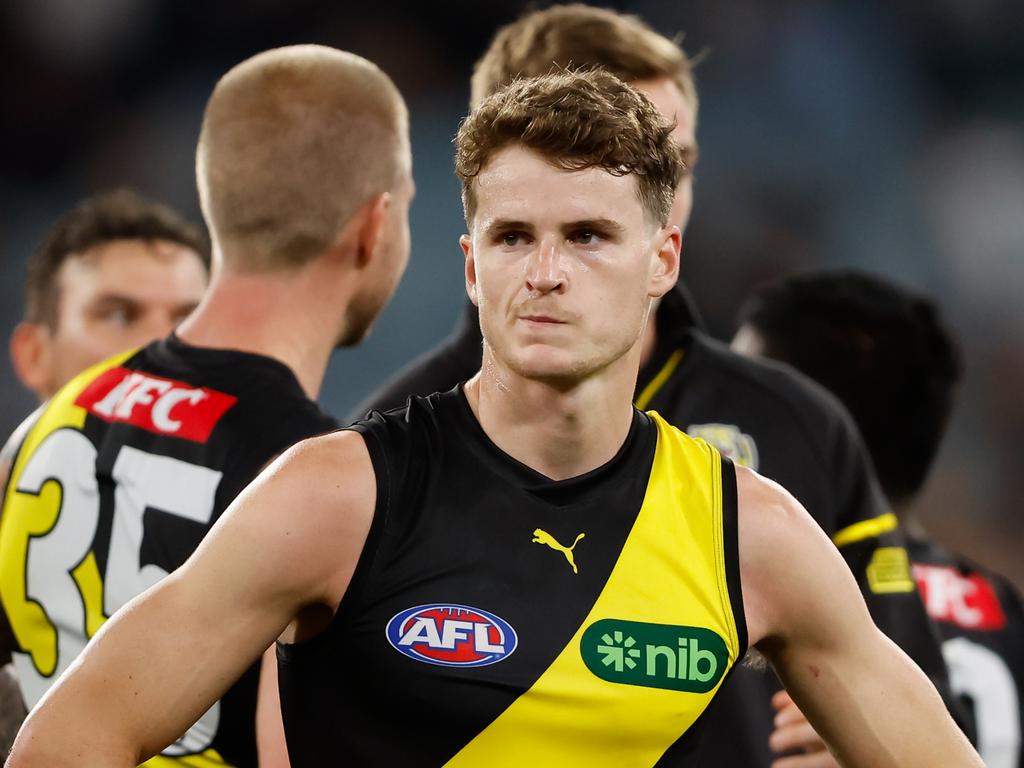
top-left (448, 384), bottom-right (655, 507)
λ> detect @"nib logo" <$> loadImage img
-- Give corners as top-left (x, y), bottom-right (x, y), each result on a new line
top-left (597, 630), bottom-right (641, 672)
top-left (581, 619), bottom-right (729, 694)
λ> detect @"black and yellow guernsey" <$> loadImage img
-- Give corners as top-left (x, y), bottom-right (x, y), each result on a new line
top-left (0, 335), bottom-right (338, 768)
top-left (278, 387), bottom-right (745, 766)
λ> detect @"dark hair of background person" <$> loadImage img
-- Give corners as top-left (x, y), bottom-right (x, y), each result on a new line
top-left (737, 269), bottom-right (964, 506)
top-left (455, 68), bottom-right (683, 226)
top-left (24, 188), bottom-right (210, 329)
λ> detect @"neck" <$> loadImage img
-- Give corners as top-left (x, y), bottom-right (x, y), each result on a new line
top-left (464, 344), bottom-right (640, 481)
top-left (176, 263), bottom-right (351, 399)
top-left (639, 311), bottom-right (658, 369)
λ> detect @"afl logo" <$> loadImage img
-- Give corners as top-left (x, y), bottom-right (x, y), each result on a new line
top-left (386, 603), bottom-right (518, 668)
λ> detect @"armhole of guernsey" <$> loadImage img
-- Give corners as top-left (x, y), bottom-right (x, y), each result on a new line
top-left (288, 423), bottom-right (391, 651)
top-left (336, 424), bottom-right (389, 624)
top-left (718, 456), bottom-right (747, 658)
top-left (645, 413), bottom-right (746, 666)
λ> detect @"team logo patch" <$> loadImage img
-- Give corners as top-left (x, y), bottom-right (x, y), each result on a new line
top-left (76, 367), bottom-right (236, 443)
top-left (913, 564), bottom-right (1007, 630)
top-left (686, 423), bottom-right (759, 469)
top-left (866, 547), bottom-right (916, 594)
top-left (386, 604), bottom-right (518, 668)
top-left (581, 618), bottom-right (729, 693)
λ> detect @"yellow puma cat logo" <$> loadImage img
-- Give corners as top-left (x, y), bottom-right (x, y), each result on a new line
top-left (532, 528), bottom-right (586, 574)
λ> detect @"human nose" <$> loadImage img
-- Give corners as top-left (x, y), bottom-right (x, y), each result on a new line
top-left (525, 237), bottom-right (566, 295)
top-left (135, 312), bottom-right (179, 344)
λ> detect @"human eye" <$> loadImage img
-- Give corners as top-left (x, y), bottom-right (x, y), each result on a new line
top-left (570, 230), bottom-right (600, 246)
top-left (172, 304), bottom-right (199, 323)
top-left (97, 301), bottom-right (139, 327)
top-left (497, 230), bottom-right (530, 248)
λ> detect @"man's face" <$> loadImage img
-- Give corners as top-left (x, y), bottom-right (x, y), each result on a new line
top-left (461, 145), bottom-right (679, 383)
top-left (631, 77), bottom-right (697, 235)
top-left (338, 172), bottom-right (415, 347)
top-left (29, 238), bottom-right (207, 398)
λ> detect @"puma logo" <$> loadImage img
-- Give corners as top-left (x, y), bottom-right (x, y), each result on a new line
top-left (532, 528), bottom-right (586, 574)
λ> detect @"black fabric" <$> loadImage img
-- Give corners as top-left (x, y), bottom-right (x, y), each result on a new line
top-left (3, 334), bottom-right (338, 767)
top-left (353, 285), bottom-right (962, 765)
top-left (719, 458), bottom-right (747, 659)
top-left (908, 534), bottom-right (1024, 768)
top-left (278, 388), bottom-right (662, 766)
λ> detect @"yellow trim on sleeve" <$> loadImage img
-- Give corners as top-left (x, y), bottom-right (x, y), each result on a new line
top-left (832, 511), bottom-right (899, 548)
top-left (635, 349), bottom-right (684, 410)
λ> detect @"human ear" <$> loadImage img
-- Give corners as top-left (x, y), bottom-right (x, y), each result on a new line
top-left (10, 322), bottom-right (54, 400)
top-left (354, 192), bottom-right (392, 270)
top-left (461, 234), bottom-right (479, 307)
top-left (649, 225), bottom-right (681, 298)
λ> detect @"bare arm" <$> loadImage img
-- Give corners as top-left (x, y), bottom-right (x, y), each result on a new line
top-left (256, 646), bottom-right (291, 768)
top-left (738, 466), bottom-right (982, 768)
top-left (7, 431), bottom-right (376, 768)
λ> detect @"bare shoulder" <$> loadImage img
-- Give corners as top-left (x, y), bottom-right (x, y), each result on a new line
top-left (197, 428), bottom-right (378, 612)
top-left (243, 428), bottom-right (375, 513)
top-left (735, 465), bottom-right (865, 650)
top-left (734, 464), bottom-right (830, 568)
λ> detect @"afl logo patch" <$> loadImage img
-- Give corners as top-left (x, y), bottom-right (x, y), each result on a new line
top-left (386, 604), bottom-right (518, 668)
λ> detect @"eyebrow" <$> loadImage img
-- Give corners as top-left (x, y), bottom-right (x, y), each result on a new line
top-left (481, 219), bottom-right (533, 238)
top-left (86, 294), bottom-right (199, 312)
top-left (561, 218), bottom-right (625, 235)
top-left (87, 294), bottom-right (142, 309)
top-left (481, 218), bottom-right (626, 237)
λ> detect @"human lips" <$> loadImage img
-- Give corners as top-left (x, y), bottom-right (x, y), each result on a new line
top-left (519, 314), bottom-right (566, 324)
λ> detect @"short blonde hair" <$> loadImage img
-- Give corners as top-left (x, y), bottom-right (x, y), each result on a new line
top-left (197, 45), bottom-right (409, 271)
top-left (456, 69), bottom-right (683, 226)
top-left (471, 4), bottom-right (697, 112)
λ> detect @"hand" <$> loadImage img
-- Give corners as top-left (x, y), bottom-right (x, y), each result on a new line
top-left (769, 690), bottom-right (841, 768)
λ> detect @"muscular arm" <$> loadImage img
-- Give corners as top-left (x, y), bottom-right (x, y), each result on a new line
top-left (7, 431), bottom-right (376, 768)
top-left (738, 466), bottom-right (982, 768)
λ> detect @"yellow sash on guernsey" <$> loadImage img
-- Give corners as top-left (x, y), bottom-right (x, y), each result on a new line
top-left (0, 350), bottom-right (230, 768)
top-left (445, 411), bottom-right (742, 767)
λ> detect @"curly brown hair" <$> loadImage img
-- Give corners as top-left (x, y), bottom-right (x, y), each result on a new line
top-left (455, 69), bottom-right (683, 226)
top-left (470, 4), bottom-right (697, 113)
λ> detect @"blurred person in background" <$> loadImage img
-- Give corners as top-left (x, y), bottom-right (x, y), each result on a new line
top-left (0, 44), bottom-right (412, 766)
top-left (735, 269), bottom-right (1024, 768)
top-left (0, 187), bottom-right (209, 759)
top-left (355, 5), bottom-right (968, 763)
top-left (8, 189), bottom-right (210, 405)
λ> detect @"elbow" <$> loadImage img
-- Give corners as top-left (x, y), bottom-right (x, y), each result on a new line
top-left (6, 711), bottom-right (136, 768)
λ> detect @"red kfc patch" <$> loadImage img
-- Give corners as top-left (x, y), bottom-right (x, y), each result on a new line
top-left (76, 367), bottom-right (237, 443)
top-left (913, 563), bottom-right (1007, 631)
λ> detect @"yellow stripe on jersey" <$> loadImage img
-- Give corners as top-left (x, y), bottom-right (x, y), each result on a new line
top-left (832, 511), bottom-right (899, 548)
top-left (1, 349), bottom-right (232, 768)
top-left (635, 349), bottom-right (685, 410)
top-left (444, 412), bottom-right (741, 767)
top-left (0, 348), bottom-right (136, 675)
top-left (144, 749), bottom-right (229, 767)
